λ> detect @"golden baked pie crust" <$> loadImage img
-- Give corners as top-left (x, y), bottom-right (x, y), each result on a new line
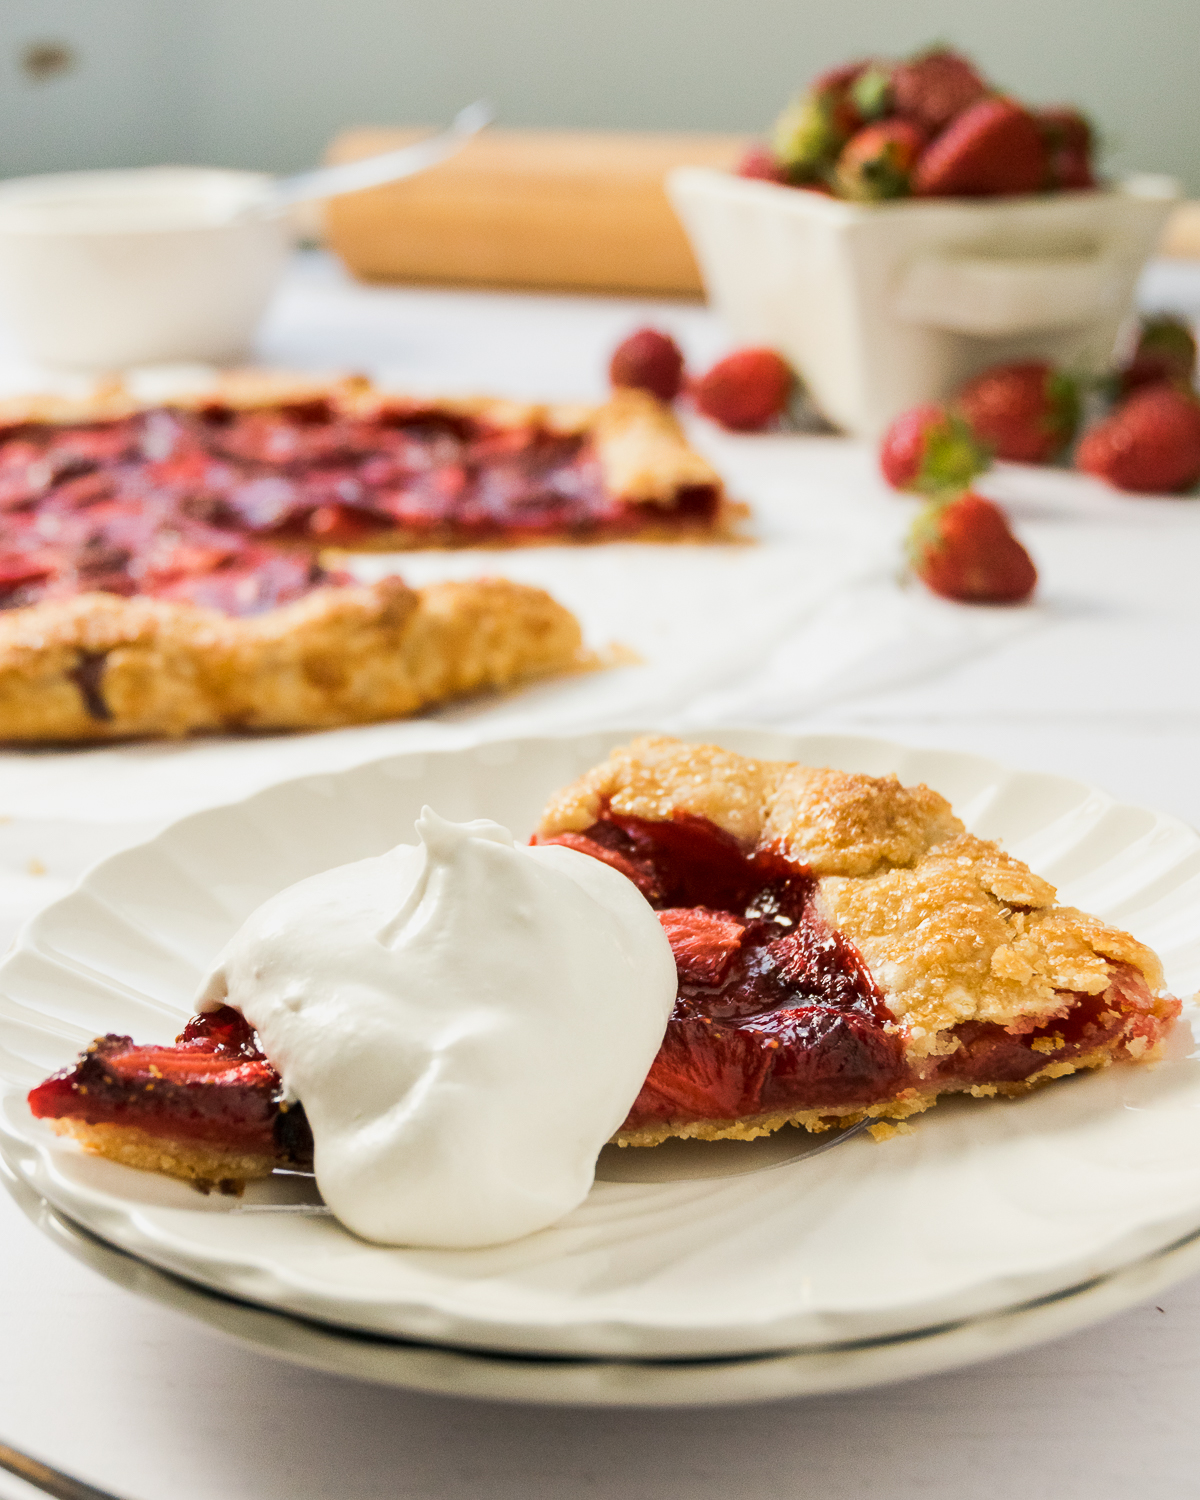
top-left (538, 736), bottom-right (1170, 1107)
top-left (0, 578), bottom-right (588, 741)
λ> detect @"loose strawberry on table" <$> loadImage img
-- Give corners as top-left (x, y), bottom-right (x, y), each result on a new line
top-left (955, 361), bottom-right (1081, 464)
top-left (693, 349), bottom-right (795, 432)
top-left (908, 492), bottom-right (1037, 605)
top-left (609, 327), bottom-right (686, 402)
top-left (879, 403), bottom-right (991, 494)
top-left (1076, 385), bottom-right (1200, 494)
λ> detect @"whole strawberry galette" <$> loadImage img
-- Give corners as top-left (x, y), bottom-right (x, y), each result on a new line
top-left (29, 737), bottom-right (1179, 1187)
top-left (0, 375), bottom-right (732, 740)
top-left (0, 374), bottom-right (730, 610)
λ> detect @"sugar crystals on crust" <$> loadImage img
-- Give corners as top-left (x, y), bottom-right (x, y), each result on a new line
top-left (538, 735), bottom-right (1169, 1057)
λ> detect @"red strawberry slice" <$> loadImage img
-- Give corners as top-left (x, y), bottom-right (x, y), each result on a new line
top-left (693, 348), bottom-right (794, 431)
top-left (0, 550), bottom-right (57, 589)
top-left (26, 1006), bottom-right (296, 1156)
top-left (914, 97), bottom-right (1048, 196)
top-left (537, 831), bottom-right (661, 899)
top-left (658, 907), bottom-right (746, 986)
top-left (627, 1006), bottom-right (907, 1124)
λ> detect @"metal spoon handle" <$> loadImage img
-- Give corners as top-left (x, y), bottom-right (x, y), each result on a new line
top-left (253, 98), bottom-right (493, 216)
top-left (0, 1440), bottom-right (128, 1500)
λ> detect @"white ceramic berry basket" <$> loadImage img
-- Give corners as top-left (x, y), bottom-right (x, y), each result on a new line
top-left (668, 168), bottom-right (1180, 438)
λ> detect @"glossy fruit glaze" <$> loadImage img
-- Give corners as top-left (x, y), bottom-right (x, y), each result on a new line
top-left (538, 811), bottom-right (1177, 1132)
top-left (27, 1005), bottom-right (313, 1165)
top-left (0, 399), bottom-right (719, 615)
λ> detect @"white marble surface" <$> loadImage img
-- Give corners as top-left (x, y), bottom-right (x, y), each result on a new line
top-left (2, 252), bottom-right (1200, 1498)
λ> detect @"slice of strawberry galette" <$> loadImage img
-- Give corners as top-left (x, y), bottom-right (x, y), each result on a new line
top-left (534, 737), bottom-right (1180, 1144)
top-left (27, 736), bottom-right (1180, 1187)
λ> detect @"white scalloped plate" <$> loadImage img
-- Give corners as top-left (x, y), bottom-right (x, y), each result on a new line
top-left (9, 1153), bottom-right (1200, 1408)
top-left (2, 730), bottom-right (1200, 1366)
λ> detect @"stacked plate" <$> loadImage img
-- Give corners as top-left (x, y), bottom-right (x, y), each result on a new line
top-left (3, 729), bottom-right (1200, 1406)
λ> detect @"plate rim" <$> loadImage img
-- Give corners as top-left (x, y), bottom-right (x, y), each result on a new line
top-left (7, 1149), bottom-right (1200, 1408)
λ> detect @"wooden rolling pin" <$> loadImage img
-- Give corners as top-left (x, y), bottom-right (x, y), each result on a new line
top-left (321, 128), bottom-right (749, 294)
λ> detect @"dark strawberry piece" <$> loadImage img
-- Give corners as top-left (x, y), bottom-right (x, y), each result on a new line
top-left (538, 831), bottom-right (661, 898)
top-left (1076, 384), bottom-right (1200, 494)
top-left (955, 361), bottom-right (1080, 463)
top-left (27, 1005), bottom-right (313, 1165)
top-left (835, 119), bottom-right (926, 200)
top-left (629, 1006), bottom-right (907, 1124)
top-left (908, 492), bottom-right (1037, 604)
top-left (879, 403), bottom-right (991, 494)
top-left (609, 328), bottom-right (686, 402)
top-left (544, 811), bottom-right (906, 1130)
top-left (1038, 106), bottom-right (1092, 155)
top-left (693, 348), bottom-right (794, 431)
top-left (0, 550), bottom-right (57, 603)
top-left (1051, 148), bottom-right (1094, 190)
top-left (914, 97), bottom-right (1049, 197)
top-left (307, 502), bottom-right (387, 543)
top-left (1120, 316), bottom-right (1197, 395)
top-left (890, 48), bottom-right (989, 133)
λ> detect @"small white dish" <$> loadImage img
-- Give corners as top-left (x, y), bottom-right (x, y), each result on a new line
top-left (668, 169), bottom-right (1179, 437)
top-left (2, 729), bottom-right (1200, 1368)
top-left (0, 167), bottom-right (293, 368)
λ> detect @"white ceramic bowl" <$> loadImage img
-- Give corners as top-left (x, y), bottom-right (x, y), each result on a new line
top-left (668, 168), bottom-right (1181, 438)
top-left (0, 166), bottom-right (294, 368)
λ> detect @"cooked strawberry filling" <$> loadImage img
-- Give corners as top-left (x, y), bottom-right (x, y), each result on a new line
top-left (27, 1006), bottom-right (313, 1165)
top-left (0, 402), bottom-right (719, 614)
top-left (28, 818), bottom-right (1177, 1161)
top-left (537, 813), bottom-right (1177, 1131)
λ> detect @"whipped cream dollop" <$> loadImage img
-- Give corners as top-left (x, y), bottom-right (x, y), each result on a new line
top-left (197, 808), bottom-right (676, 1248)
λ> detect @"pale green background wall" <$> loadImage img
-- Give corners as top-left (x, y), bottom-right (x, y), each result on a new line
top-left (2, 0), bottom-right (1198, 191)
